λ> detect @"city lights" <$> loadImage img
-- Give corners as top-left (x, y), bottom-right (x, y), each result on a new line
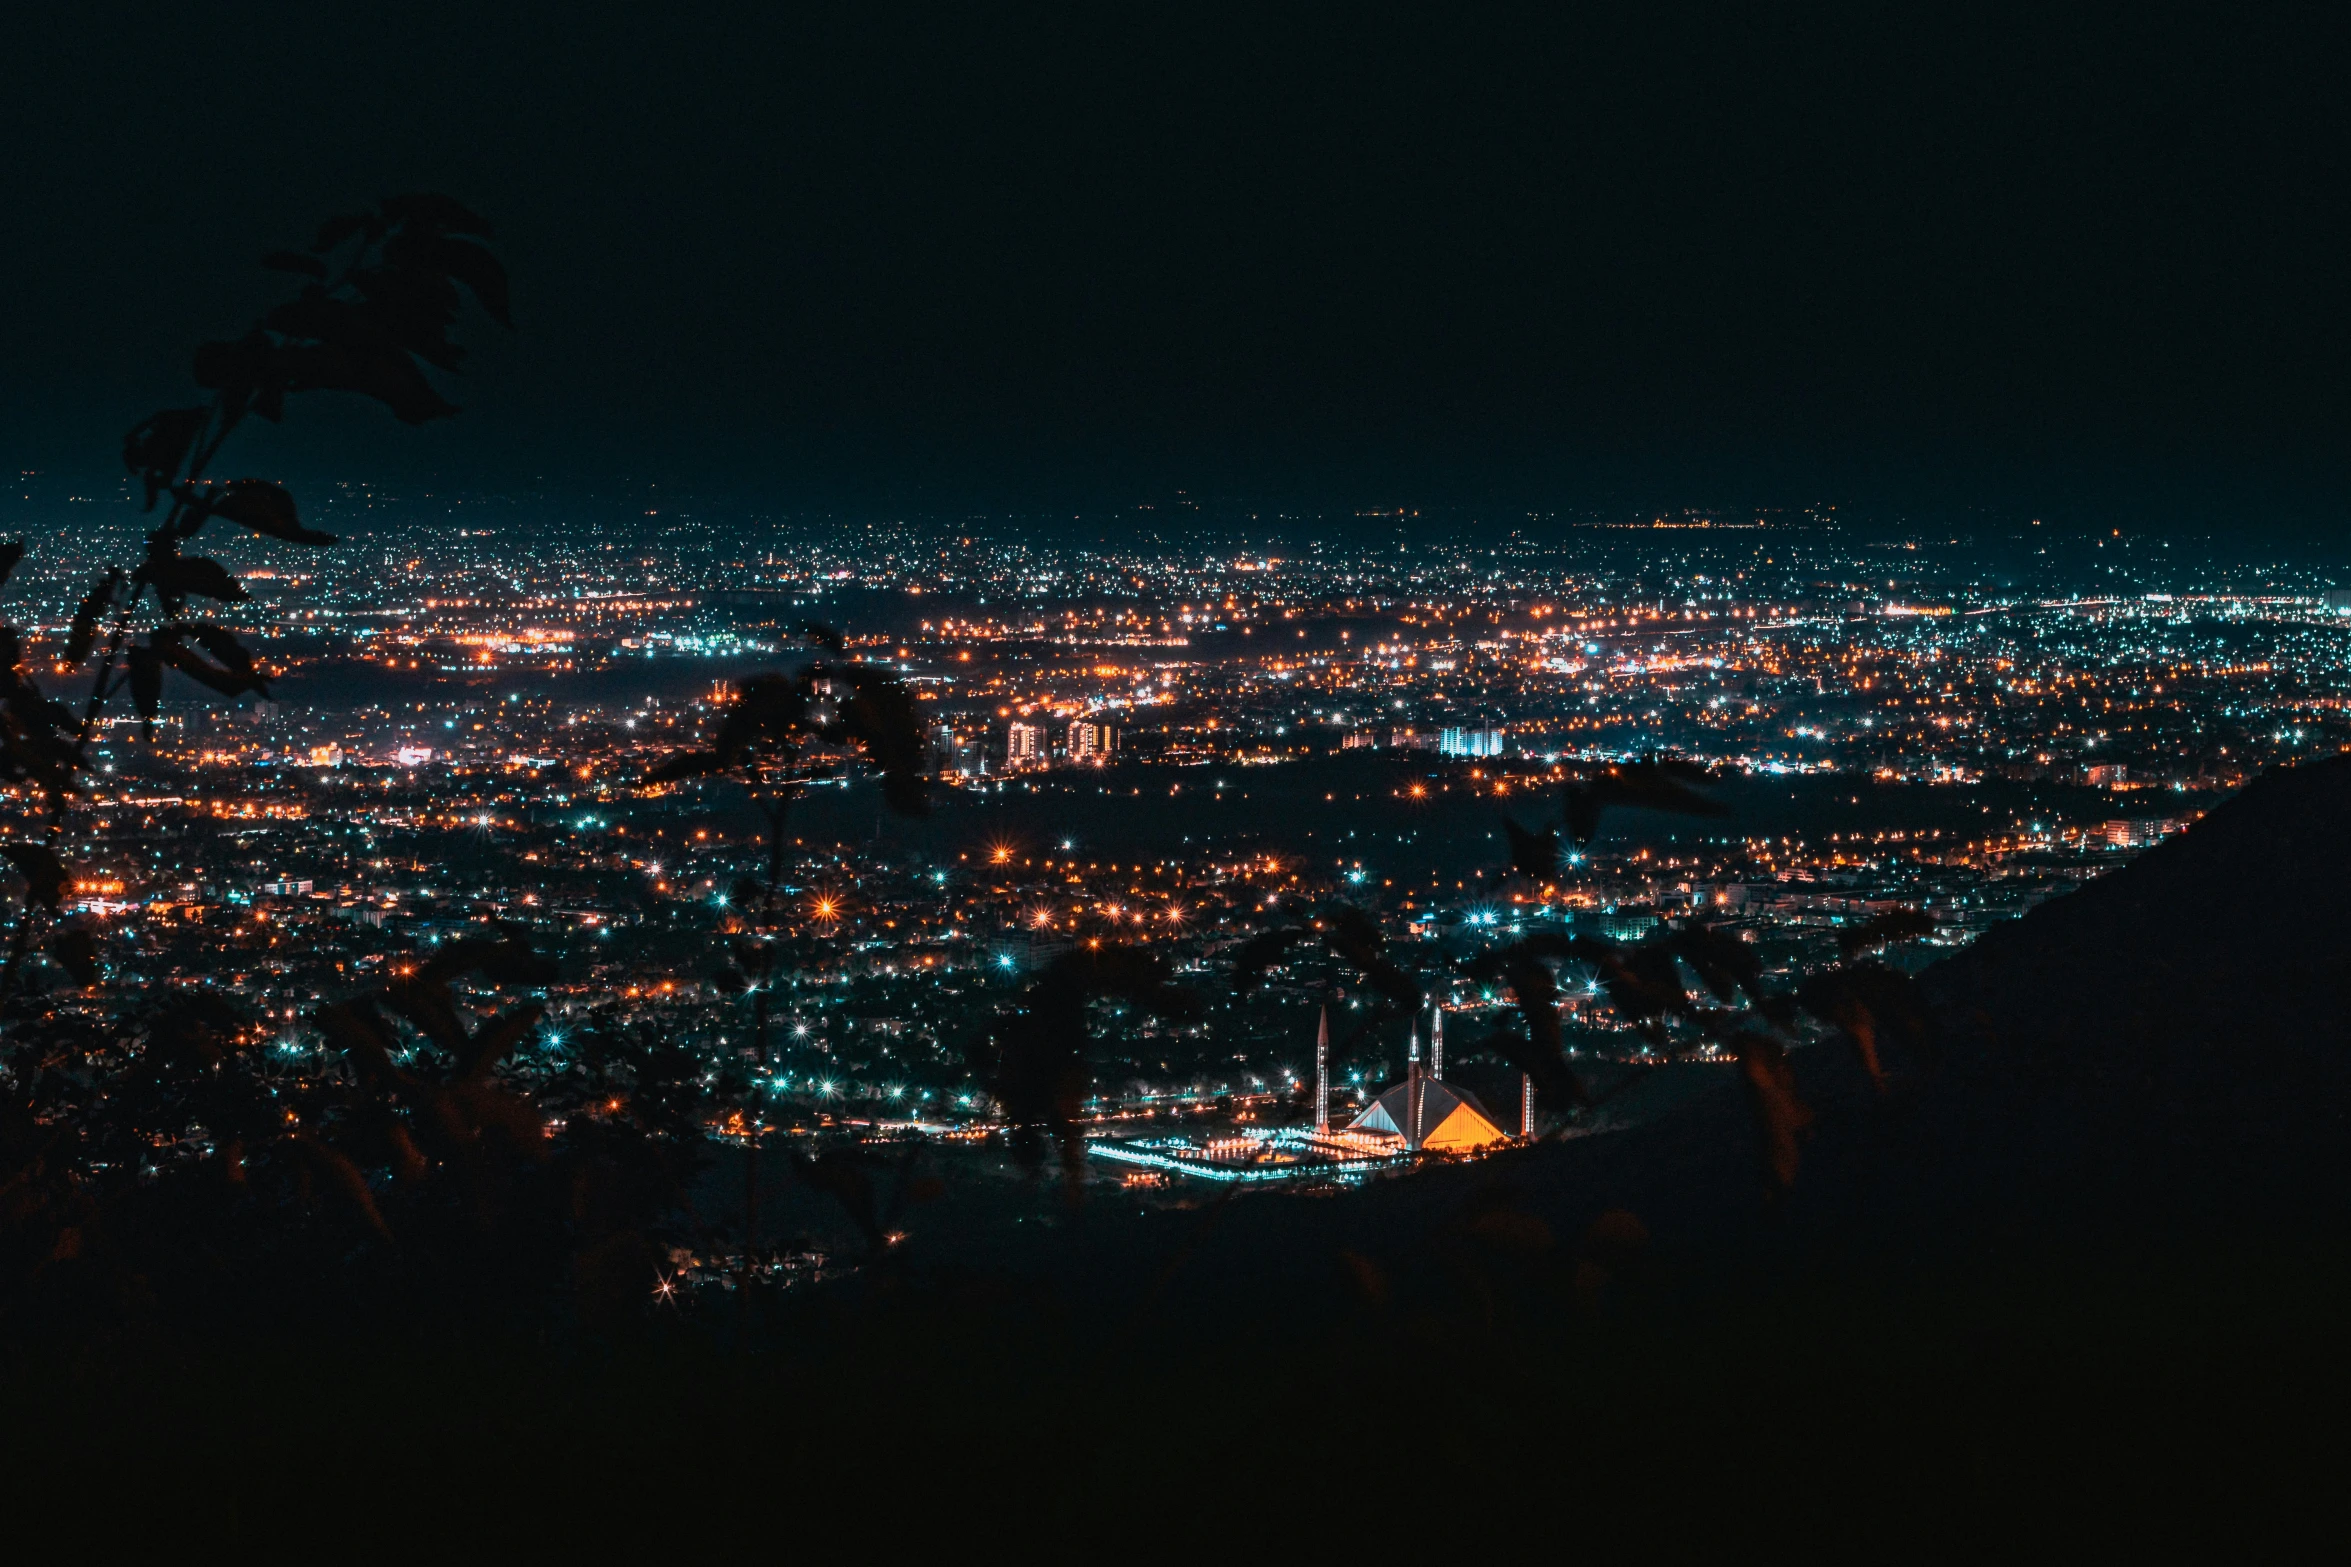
top-left (14, 511), bottom-right (2318, 1203)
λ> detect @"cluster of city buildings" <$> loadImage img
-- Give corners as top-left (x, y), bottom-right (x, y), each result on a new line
top-left (3, 492), bottom-right (2347, 1182)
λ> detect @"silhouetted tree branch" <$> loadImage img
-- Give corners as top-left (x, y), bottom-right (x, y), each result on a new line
top-left (0, 195), bottom-right (511, 1015)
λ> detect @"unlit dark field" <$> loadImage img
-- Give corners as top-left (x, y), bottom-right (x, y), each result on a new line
top-left (635, 754), bottom-right (2139, 882)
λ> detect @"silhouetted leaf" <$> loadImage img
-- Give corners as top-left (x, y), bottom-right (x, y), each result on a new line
top-left (992, 944), bottom-right (1201, 1175)
top-left (1665, 923), bottom-right (1765, 1007)
top-left (382, 973), bottom-right (470, 1057)
top-left (159, 636), bottom-right (268, 699)
top-left (1799, 961), bottom-right (1929, 1091)
top-left (1322, 903), bottom-right (1389, 971)
top-left (644, 750), bottom-right (724, 784)
top-left (424, 931), bottom-right (557, 988)
top-left (1574, 1208), bottom-right (1650, 1308)
top-left (309, 210), bottom-right (376, 253)
top-left (1729, 1029), bottom-right (1811, 1189)
top-left (317, 999), bottom-right (404, 1086)
top-left (820, 664), bottom-right (930, 816)
top-left (1356, 956), bottom-right (1424, 1012)
top-left (1337, 1248), bottom-right (1391, 1307)
top-left (197, 479), bottom-right (336, 544)
top-left (1229, 926), bottom-right (1306, 990)
top-left (273, 341), bottom-right (458, 424)
top-left (1563, 755), bottom-right (1730, 846)
top-left (1601, 941), bottom-right (1689, 1024)
top-left (1501, 815), bottom-right (1559, 882)
top-left (122, 407), bottom-right (208, 509)
top-left (1837, 907), bottom-right (1936, 960)
top-left (409, 235), bottom-right (512, 327)
top-left (288, 1132), bottom-right (391, 1239)
top-left (459, 1004), bottom-right (544, 1082)
top-left (191, 333), bottom-right (270, 394)
top-left (179, 622), bottom-right (258, 678)
top-left (1479, 950), bottom-right (1590, 1106)
top-left (1467, 1207), bottom-right (1553, 1254)
top-left (793, 1145), bottom-right (884, 1252)
top-left (127, 645), bottom-right (162, 728)
top-left (3, 844), bottom-right (66, 911)
top-left (66, 570), bottom-right (123, 666)
top-left (0, 679), bottom-right (82, 795)
top-left (50, 926), bottom-right (98, 987)
top-left (446, 1078), bottom-right (549, 1153)
top-left (141, 552), bottom-right (247, 605)
top-left (0, 196), bottom-right (570, 1333)
top-left (341, 266), bottom-right (467, 371)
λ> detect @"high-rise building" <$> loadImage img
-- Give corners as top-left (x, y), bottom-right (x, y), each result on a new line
top-left (931, 722), bottom-right (987, 779)
top-left (1439, 725), bottom-right (1507, 758)
top-left (1068, 719), bottom-right (1115, 763)
top-left (1006, 721), bottom-right (1047, 769)
top-left (2095, 817), bottom-right (2180, 849)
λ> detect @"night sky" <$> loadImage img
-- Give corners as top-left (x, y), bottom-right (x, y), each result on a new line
top-left (6, 5), bottom-right (2348, 529)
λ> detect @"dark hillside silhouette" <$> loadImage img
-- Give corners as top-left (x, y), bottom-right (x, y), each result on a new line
top-left (1922, 753), bottom-right (2351, 1079)
top-left (790, 754), bottom-right (2351, 1369)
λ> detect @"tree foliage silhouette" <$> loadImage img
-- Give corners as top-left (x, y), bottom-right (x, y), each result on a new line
top-left (1456, 752), bottom-right (1929, 1186)
top-left (1497, 753), bottom-right (1730, 891)
top-left (1, 194), bottom-right (512, 1007)
top-left (982, 943), bottom-right (1201, 1182)
top-left (0, 201), bottom-right (744, 1347)
top-left (1228, 900), bottom-right (1426, 1106)
top-left (642, 629), bottom-right (931, 1291)
top-left (1457, 912), bottom-right (1935, 1189)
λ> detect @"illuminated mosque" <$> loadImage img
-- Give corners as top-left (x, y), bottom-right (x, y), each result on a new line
top-left (1328, 1005), bottom-right (1519, 1153)
top-left (1088, 1005), bottom-right (1530, 1183)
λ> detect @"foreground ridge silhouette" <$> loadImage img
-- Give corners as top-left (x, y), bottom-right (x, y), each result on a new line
top-left (1923, 751), bottom-right (2351, 1077)
top-left (837, 755), bottom-right (2351, 1349)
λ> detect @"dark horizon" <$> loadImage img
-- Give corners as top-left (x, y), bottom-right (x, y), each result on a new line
top-left (7, 5), bottom-right (2350, 534)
